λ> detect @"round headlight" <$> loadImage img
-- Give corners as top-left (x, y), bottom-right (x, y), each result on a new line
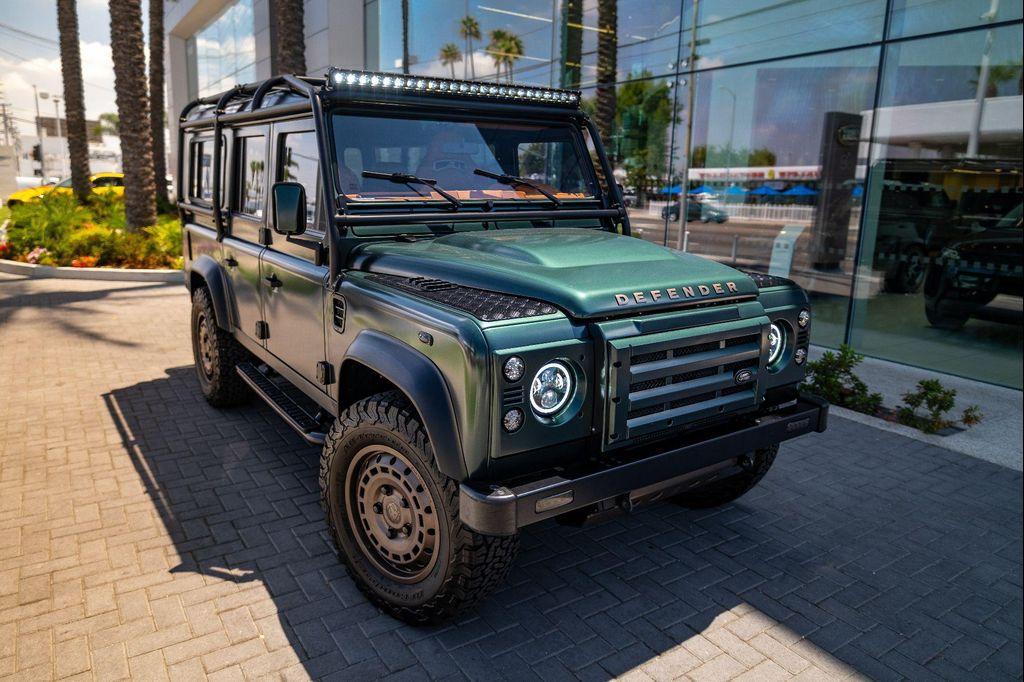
top-left (768, 322), bottom-right (786, 366)
top-left (530, 361), bottom-right (573, 415)
top-left (503, 356), bottom-right (525, 383)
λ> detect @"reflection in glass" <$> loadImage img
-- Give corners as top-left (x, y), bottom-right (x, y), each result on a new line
top-left (187, 0), bottom-right (256, 98)
top-left (889, 0), bottom-right (1023, 38)
top-left (279, 132), bottom-right (319, 224)
top-left (852, 25), bottom-right (1023, 387)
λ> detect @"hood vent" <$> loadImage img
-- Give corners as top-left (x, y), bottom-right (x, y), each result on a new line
top-left (367, 273), bottom-right (558, 322)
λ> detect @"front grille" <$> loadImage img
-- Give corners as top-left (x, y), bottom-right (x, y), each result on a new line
top-left (605, 319), bottom-right (765, 446)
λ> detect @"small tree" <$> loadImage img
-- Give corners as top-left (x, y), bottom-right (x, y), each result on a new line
top-left (801, 344), bottom-right (882, 414)
top-left (439, 43), bottom-right (462, 79)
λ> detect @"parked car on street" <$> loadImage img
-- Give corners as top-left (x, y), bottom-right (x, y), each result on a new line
top-left (178, 70), bottom-right (827, 623)
top-left (4, 172), bottom-right (125, 207)
top-left (662, 198), bottom-right (729, 223)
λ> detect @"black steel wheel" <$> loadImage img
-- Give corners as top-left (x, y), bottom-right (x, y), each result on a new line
top-left (190, 286), bottom-right (251, 407)
top-left (320, 391), bottom-right (519, 623)
top-left (672, 445), bottom-right (778, 509)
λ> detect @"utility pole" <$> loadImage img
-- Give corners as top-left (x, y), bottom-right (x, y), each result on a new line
top-left (32, 85), bottom-right (46, 180)
top-left (0, 103), bottom-right (9, 146)
top-left (53, 96), bottom-right (65, 177)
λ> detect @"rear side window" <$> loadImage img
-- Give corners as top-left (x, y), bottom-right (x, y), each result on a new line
top-left (278, 131), bottom-right (318, 225)
top-left (236, 136), bottom-right (267, 218)
top-left (190, 138), bottom-right (224, 204)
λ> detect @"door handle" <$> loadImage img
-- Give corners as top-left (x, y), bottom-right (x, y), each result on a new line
top-left (224, 256), bottom-right (238, 267)
top-left (264, 274), bottom-right (283, 289)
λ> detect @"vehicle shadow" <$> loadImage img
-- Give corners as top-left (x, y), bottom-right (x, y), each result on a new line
top-left (105, 366), bottom-right (1022, 679)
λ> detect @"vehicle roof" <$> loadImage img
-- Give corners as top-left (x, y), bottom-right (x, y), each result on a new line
top-left (181, 70), bottom-right (582, 127)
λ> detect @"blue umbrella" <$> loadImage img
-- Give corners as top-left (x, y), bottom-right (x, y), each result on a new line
top-left (724, 185), bottom-right (748, 195)
top-left (749, 185), bottom-right (780, 195)
top-left (852, 185), bottom-right (864, 197)
top-left (689, 184), bottom-right (717, 195)
top-left (659, 184), bottom-right (683, 195)
top-left (782, 184), bottom-right (817, 196)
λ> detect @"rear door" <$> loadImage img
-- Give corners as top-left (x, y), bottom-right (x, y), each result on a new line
top-left (224, 127), bottom-right (269, 344)
top-left (260, 118), bottom-right (328, 390)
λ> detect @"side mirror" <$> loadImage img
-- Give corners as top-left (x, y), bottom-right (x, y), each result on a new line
top-left (272, 181), bottom-right (307, 236)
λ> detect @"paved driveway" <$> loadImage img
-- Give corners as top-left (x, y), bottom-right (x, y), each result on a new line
top-left (1, 274), bottom-right (1021, 681)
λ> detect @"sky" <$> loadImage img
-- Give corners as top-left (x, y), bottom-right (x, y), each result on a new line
top-left (0, 0), bottom-right (145, 140)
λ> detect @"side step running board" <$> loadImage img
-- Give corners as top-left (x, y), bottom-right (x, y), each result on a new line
top-left (236, 363), bottom-right (327, 445)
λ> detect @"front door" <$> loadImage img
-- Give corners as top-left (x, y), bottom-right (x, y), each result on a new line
top-left (261, 119), bottom-right (328, 390)
top-left (223, 128), bottom-right (268, 344)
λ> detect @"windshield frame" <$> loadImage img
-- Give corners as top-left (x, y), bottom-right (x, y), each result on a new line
top-left (326, 104), bottom-right (606, 212)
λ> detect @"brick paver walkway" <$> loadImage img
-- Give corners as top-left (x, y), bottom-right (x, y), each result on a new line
top-left (1, 274), bottom-right (1021, 681)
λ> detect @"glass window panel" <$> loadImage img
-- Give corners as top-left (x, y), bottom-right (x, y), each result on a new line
top-left (692, 0), bottom-right (886, 69)
top-left (675, 47), bottom-right (881, 348)
top-left (237, 136), bottom-right (267, 218)
top-left (889, 0), bottom-right (1023, 38)
top-left (191, 0), bottom-right (256, 97)
top-left (279, 131), bottom-right (319, 225)
top-left (577, 0), bottom-right (687, 85)
top-left (850, 24), bottom-right (1023, 387)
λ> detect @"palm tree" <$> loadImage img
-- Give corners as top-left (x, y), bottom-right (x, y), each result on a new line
top-left (149, 0), bottom-right (168, 205)
top-left (270, 0), bottom-right (306, 74)
top-left (91, 112), bottom-right (119, 138)
top-left (109, 0), bottom-right (156, 229)
top-left (401, 0), bottom-right (410, 74)
top-left (56, 0), bottom-right (90, 203)
top-left (439, 43), bottom-right (462, 79)
top-left (459, 16), bottom-right (480, 79)
top-left (488, 30), bottom-right (524, 83)
top-left (595, 0), bottom-right (618, 154)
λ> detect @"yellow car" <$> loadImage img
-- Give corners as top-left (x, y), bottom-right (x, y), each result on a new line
top-left (5, 172), bottom-right (125, 207)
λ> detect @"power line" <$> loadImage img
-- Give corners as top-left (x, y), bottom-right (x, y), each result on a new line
top-left (0, 21), bottom-right (59, 46)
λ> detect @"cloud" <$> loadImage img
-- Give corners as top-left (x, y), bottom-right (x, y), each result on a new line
top-left (0, 40), bottom-right (117, 139)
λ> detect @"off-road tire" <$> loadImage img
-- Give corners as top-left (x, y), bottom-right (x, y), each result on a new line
top-left (320, 391), bottom-right (519, 624)
top-left (924, 306), bottom-right (968, 331)
top-left (672, 445), bottom-right (779, 509)
top-left (190, 286), bottom-right (251, 407)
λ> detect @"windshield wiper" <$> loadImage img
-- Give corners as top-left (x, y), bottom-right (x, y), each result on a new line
top-left (473, 168), bottom-right (562, 206)
top-left (361, 170), bottom-right (462, 209)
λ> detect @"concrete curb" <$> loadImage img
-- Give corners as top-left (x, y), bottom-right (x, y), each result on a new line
top-left (0, 258), bottom-right (182, 283)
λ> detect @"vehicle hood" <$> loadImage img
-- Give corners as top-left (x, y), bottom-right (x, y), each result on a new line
top-left (352, 228), bottom-right (759, 319)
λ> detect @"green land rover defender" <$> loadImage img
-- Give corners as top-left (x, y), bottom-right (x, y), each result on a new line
top-left (179, 70), bottom-right (828, 623)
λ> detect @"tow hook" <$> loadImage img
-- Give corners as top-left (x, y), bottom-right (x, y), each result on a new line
top-left (618, 494), bottom-right (635, 513)
top-left (739, 453), bottom-right (756, 470)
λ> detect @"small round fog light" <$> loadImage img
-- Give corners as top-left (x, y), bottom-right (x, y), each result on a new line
top-left (797, 309), bottom-right (811, 328)
top-left (502, 408), bottom-right (524, 433)
top-left (503, 356), bottom-right (525, 382)
top-left (794, 348), bottom-right (807, 365)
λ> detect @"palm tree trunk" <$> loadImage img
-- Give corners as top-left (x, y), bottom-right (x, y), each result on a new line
top-left (401, 0), bottom-right (410, 74)
top-left (109, 0), bottom-right (156, 229)
top-left (468, 39), bottom-right (475, 79)
top-left (269, 0), bottom-right (306, 74)
top-left (596, 0), bottom-right (618, 161)
top-left (148, 0), bottom-right (168, 206)
top-left (56, 0), bottom-right (91, 203)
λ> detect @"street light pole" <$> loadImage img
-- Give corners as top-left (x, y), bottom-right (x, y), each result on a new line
top-left (718, 85), bottom-right (737, 189)
top-left (53, 97), bottom-right (65, 177)
top-left (32, 85), bottom-right (46, 181)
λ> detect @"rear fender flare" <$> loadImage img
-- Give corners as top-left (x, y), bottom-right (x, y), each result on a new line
top-left (343, 330), bottom-right (465, 480)
top-left (188, 254), bottom-right (235, 331)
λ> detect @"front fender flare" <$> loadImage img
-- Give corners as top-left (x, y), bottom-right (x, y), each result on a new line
top-left (188, 254), bottom-right (234, 331)
top-left (344, 330), bottom-right (466, 480)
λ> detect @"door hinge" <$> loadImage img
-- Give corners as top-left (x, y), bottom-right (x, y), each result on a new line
top-left (255, 320), bottom-right (270, 339)
top-left (316, 361), bottom-right (335, 386)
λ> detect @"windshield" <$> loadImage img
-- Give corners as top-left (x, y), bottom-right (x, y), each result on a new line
top-left (55, 178), bottom-right (73, 188)
top-left (331, 113), bottom-right (597, 203)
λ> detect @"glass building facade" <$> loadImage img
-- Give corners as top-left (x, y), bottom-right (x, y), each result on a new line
top-left (185, 0), bottom-right (257, 99)
top-left (365, 0), bottom-right (1023, 387)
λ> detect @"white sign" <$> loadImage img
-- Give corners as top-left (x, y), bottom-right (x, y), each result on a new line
top-left (769, 224), bottom-right (804, 278)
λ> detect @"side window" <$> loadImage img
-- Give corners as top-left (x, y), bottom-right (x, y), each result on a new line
top-left (278, 131), bottom-right (318, 226)
top-left (191, 139), bottom-right (214, 202)
top-left (236, 136), bottom-right (267, 218)
top-left (189, 137), bottom-right (224, 204)
top-left (93, 176), bottom-right (115, 187)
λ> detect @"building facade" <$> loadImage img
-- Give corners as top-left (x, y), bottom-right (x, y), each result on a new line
top-left (164, 0), bottom-right (1024, 388)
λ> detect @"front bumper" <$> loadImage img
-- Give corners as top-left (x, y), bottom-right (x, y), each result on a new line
top-left (460, 394), bottom-right (828, 535)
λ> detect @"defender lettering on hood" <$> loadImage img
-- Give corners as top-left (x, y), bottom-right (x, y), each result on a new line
top-left (614, 281), bottom-right (740, 307)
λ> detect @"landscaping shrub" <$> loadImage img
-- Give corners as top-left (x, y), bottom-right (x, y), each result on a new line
top-left (1, 193), bottom-right (180, 269)
top-left (898, 379), bottom-right (983, 433)
top-left (800, 344), bottom-right (883, 414)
